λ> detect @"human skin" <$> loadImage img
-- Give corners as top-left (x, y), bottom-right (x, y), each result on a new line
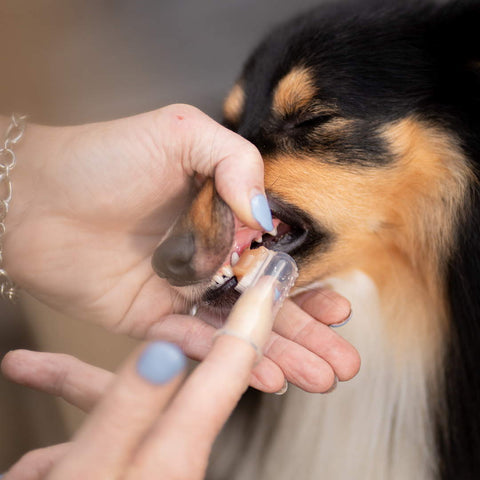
top-left (1, 277), bottom-right (355, 478)
top-left (1, 106), bottom-right (360, 392)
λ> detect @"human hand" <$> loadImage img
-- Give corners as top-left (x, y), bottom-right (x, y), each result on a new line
top-left (1, 337), bottom-right (255, 479)
top-left (4, 105), bottom-right (266, 328)
top-left (0, 277), bottom-right (297, 479)
top-left (2, 107), bottom-right (360, 393)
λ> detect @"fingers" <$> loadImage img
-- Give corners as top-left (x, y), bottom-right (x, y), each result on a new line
top-left (3, 443), bottom-right (70, 480)
top-left (145, 313), bottom-right (216, 359)
top-left (145, 287), bottom-right (359, 393)
top-left (125, 336), bottom-right (259, 479)
top-left (158, 104), bottom-right (272, 231)
top-left (250, 356), bottom-right (286, 393)
top-left (51, 283), bottom-right (270, 480)
top-left (1, 350), bottom-right (113, 412)
top-left (293, 289), bottom-right (352, 326)
top-left (46, 342), bottom-right (187, 480)
top-left (146, 313), bottom-right (287, 393)
top-left (263, 331), bottom-right (337, 392)
top-left (273, 299), bottom-right (361, 383)
top-left (125, 275), bottom-right (276, 479)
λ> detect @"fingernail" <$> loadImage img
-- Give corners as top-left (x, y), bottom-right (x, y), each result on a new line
top-left (331, 310), bottom-right (352, 328)
top-left (324, 376), bottom-right (338, 394)
top-left (251, 194), bottom-right (274, 231)
top-left (136, 342), bottom-right (186, 384)
top-left (274, 287), bottom-right (281, 301)
top-left (274, 379), bottom-right (289, 395)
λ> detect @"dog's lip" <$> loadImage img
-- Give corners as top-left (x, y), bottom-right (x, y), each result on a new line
top-left (202, 275), bottom-right (239, 303)
top-left (201, 196), bottom-right (309, 305)
top-left (262, 196), bottom-right (310, 255)
top-left (219, 196), bottom-right (310, 268)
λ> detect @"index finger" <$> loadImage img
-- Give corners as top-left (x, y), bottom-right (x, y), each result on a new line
top-left (127, 278), bottom-right (277, 478)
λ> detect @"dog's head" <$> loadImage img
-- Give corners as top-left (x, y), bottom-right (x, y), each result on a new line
top-left (153, 2), bottom-right (479, 316)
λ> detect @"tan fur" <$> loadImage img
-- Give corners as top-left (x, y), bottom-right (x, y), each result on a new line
top-left (183, 180), bottom-right (234, 277)
top-left (163, 56), bottom-right (477, 479)
top-left (272, 67), bottom-right (318, 116)
top-left (264, 117), bottom-right (471, 357)
top-left (207, 118), bottom-right (473, 480)
top-left (182, 115), bottom-right (471, 358)
top-left (223, 83), bottom-right (245, 125)
top-left (189, 181), bottom-right (219, 249)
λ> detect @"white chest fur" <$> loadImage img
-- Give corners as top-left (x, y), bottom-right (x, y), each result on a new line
top-left (213, 271), bottom-right (439, 480)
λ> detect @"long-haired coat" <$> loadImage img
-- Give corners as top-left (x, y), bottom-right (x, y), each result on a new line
top-left (153, 1), bottom-right (480, 478)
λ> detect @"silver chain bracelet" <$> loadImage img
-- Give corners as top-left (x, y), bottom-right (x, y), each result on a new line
top-left (0, 114), bottom-right (27, 302)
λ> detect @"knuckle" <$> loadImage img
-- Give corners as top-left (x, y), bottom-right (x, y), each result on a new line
top-left (240, 141), bottom-right (263, 165)
top-left (160, 103), bottom-right (203, 124)
top-left (299, 364), bottom-right (335, 394)
top-left (180, 322), bottom-right (205, 357)
top-left (291, 318), bottom-right (316, 344)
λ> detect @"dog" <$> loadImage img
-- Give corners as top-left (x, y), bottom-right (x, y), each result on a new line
top-left (152, 1), bottom-right (480, 478)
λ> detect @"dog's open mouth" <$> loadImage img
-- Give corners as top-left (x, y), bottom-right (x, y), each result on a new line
top-left (202, 200), bottom-right (309, 306)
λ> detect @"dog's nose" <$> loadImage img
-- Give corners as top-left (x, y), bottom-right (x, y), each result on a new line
top-left (152, 234), bottom-right (197, 286)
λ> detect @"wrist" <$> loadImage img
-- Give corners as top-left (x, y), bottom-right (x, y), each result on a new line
top-left (1, 116), bottom-right (56, 289)
top-left (0, 115), bottom-right (29, 299)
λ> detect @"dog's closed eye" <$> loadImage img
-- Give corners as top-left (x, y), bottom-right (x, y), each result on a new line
top-left (284, 113), bottom-right (335, 130)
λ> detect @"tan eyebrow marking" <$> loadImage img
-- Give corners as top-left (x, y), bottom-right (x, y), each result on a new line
top-left (273, 66), bottom-right (317, 116)
top-left (223, 83), bottom-right (245, 124)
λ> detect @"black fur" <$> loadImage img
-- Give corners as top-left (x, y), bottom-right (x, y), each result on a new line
top-left (222, 1), bottom-right (480, 478)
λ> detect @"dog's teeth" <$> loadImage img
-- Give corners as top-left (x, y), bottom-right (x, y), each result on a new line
top-left (231, 252), bottom-right (240, 266)
top-left (268, 226), bottom-right (278, 236)
top-left (255, 235), bottom-right (263, 243)
top-left (220, 265), bottom-right (234, 278)
top-left (210, 265), bottom-right (234, 289)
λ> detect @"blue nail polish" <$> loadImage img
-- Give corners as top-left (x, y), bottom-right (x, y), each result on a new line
top-left (331, 311), bottom-right (353, 328)
top-left (251, 194), bottom-right (274, 231)
top-left (136, 342), bottom-right (186, 384)
top-left (274, 287), bottom-right (281, 301)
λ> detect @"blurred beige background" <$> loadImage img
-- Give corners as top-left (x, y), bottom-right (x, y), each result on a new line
top-left (0, 0), bottom-right (323, 471)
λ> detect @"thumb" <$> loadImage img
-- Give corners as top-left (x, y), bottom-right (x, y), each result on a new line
top-left (159, 104), bottom-right (274, 232)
